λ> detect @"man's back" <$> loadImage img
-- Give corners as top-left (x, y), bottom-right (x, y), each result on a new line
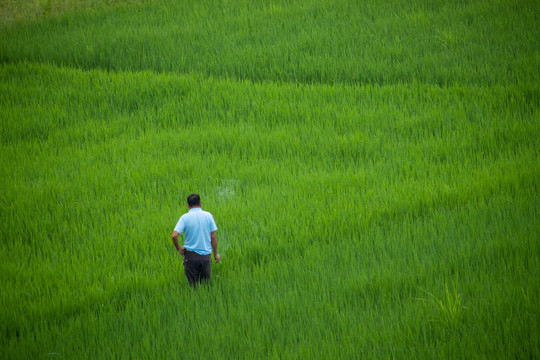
top-left (174, 207), bottom-right (218, 255)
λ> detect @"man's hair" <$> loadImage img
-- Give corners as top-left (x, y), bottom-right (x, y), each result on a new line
top-left (187, 193), bottom-right (201, 207)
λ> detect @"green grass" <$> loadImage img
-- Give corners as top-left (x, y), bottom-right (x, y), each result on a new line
top-left (1, 0), bottom-right (539, 358)
top-left (1, 0), bottom-right (539, 86)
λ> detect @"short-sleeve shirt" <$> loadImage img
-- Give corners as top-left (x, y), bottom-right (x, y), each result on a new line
top-left (174, 208), bottom-right (218, 255)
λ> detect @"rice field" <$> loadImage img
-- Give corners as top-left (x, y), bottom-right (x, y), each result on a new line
top-left (1, 0), bottom-right (539, 358)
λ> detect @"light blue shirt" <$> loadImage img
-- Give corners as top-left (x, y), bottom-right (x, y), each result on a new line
top-left (174, 208), bottom-right (218, 255)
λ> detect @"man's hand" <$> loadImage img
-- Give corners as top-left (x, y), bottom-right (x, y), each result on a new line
top-left (211, 231), bottom-right (219, 263)
top-left (179, 247), bottom-right (186, 257)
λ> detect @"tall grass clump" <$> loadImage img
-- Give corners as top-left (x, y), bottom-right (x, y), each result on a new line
top-left (1, 0), bottom-right (539, 358)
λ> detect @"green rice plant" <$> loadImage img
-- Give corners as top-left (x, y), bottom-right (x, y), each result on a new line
top-left (0, 0), bottom-right (539, 357)
top-left (1, 0), bottom-right (538, 86)
top-left (417, 283), bottom-right (467, 330)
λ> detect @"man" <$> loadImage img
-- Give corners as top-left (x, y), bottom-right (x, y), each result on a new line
top-left (171, 193), bottom-right (220, 287)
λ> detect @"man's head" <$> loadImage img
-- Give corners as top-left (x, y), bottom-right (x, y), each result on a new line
top-left (187, 193), bottom-right (201, 208)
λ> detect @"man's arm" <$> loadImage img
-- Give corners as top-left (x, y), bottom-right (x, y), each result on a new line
top-left (171, 231), bottom-right (185, 256)
top-left (211, 231), bottom-right (220, 263)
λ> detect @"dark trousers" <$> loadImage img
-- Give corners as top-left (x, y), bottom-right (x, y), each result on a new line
top-left (183, 250), bottom-right (211, 287)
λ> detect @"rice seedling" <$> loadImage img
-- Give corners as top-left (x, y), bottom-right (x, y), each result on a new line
top-left (417, 283), bottom-right (467, 330)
